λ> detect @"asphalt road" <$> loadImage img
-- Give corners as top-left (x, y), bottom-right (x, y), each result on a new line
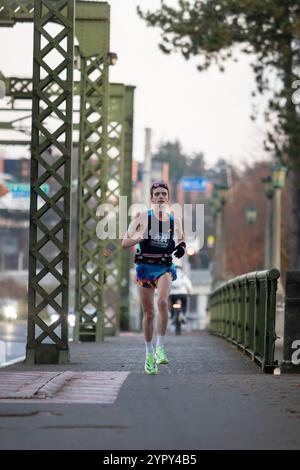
top-left (1, 332), bottom-right (300, 450)
top-left (0, 321), bottom-right (74, 365)
top-left (0, 321), bottom-right (27, 365)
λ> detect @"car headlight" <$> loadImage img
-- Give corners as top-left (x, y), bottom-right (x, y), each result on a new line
top-left (3, 305), bottom-right (17, 320)
top-left (50, 313), bottom-right (59, 324)
top-left (68, 314), bottom-right (76, 327)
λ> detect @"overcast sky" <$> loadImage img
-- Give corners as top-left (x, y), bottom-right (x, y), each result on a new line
top-left (0, 0), bottom-right (269, 168)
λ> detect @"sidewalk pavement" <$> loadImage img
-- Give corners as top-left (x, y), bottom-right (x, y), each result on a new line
top-left (0, 330), bottom-right (300, 450)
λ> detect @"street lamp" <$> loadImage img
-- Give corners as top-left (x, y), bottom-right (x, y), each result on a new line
top-left (245, 205), bottom-right (257, 271)
top-left (261, 175), bottom-right (274, 199)
top-left (261, 164), bottom-right (287, 270)
top-left (210, 189), bottom-right (221, 216)
top-left (270, 163), bottom-right (287, 275)
top-left (261, 162), bottom-right (288, 304)
top-left (261, 176), bottom-right (274, 268)
top-left (216, 183), bottom-right (229, 205)
top-left (271, 164), bottom-right (288, 189)
top-left (246, 206), bottom-right (257, 225)
top-left (211, 183), bottom-right (229, 287)
top-left (106, 52), bottom-right (118, 66)
top-left (270, 163), bottom-right (288, 362)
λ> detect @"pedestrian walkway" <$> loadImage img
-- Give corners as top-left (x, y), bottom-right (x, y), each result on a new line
top-left (0, 331), bottom-right (299, 450)
top-left (0, 371), bottom-right (129, 404)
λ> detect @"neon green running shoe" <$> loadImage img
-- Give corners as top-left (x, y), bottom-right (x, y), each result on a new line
top-left (144, 353), bottom-right (158, 375)
top-left (155, 346), bottom-right (169, 365)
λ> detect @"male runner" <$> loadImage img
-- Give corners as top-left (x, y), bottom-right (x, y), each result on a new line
top-left (122, 182), bottom-right (186, 374)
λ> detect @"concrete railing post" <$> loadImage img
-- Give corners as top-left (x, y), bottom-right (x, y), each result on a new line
top-left (280, 271), bottom-right (300, 373)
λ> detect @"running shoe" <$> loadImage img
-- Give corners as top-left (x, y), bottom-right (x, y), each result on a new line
top-left (155, 345), bottom-right (169, 365)
top-left (144, 353), bottom-right (158, 375)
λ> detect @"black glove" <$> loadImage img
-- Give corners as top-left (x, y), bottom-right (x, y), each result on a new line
top-left (173, 241), bottom-right (186, 258)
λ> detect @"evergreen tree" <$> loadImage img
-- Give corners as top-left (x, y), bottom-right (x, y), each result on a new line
top-left (138, 0), bottom-right (300, 268)
top-left (153, 140), bottom-right (188, 182)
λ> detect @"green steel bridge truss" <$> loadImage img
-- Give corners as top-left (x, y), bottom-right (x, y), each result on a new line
top-left (0, 76), bottom-right (135, 340)
top-left (74, 82), bottom-right (134, 340)
top-left (0, 0), bottom-right (134, 362)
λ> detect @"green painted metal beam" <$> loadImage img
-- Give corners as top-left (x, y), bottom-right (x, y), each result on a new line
top-left (0, 1), bottom-right (112, 346)
top-left (0, 1), bottom-right (34, 25)
top-left (0, 1), bottom-right (135, 342)
top-left (75, 1), bottom-right (109, 57)
top-left (25, 0), bottom-right (74, 365)
top-left (74, 2), bottom-right (110, 342)
top-left (119, 86), bottom-right (135, 331)
top-left (1, 79), bottom-right (135, 337)
top-left (101, 83), bottom-right (126, 336)
top-left (0, 0), bottom-right (109, 26)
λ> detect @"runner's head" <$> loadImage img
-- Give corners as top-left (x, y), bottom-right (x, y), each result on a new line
top-left (150, 182), bottom-right (169, 204)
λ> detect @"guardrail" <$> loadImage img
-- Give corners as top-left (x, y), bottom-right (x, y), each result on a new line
top-left (209, 269), bottom-right (280, 372)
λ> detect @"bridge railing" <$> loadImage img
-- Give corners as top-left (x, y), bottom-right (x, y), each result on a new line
top-left (209, 269), bottom-right (280, 372)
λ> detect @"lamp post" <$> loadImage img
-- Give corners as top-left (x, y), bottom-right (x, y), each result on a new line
top-left (211, 184), bottom-right (229, 287)
top-left (270, 163), bottom-right (287, 363)
top-left (261, 165), bottom-right (287, 280)
top-left (245, 206), bottom-right (257, 271)
top-left (245, 206), bottom-right (257, 225)
top-left (142, 128), bottom-right (152, 208)
top-left (271, 164), bottom-right (287, 277)
top-left (261, 176), bottom-right (274, 269)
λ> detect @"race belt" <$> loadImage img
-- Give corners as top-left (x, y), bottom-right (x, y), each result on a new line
top-left (134, 253), bottom-right (172, 266)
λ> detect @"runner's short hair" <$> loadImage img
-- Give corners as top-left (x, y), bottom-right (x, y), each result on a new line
top-left (150, 182), bottom-right (169, 197)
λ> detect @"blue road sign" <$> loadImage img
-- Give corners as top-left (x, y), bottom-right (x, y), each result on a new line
top-left (180, 177), bottom-right (207, 192)
top-left (5, 183), bottom-right (49, 198)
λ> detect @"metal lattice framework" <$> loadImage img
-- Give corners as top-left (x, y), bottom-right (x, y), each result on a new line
top-left (74, 2), bottom-right (110, 342)
top-left (27, 0), bottom-right (74, 364)
top-left (0, 1), bottom-right (34, 24)
top-left (0, 1), bottom-right (135, 345)
top-left (119, 86), bottom-right (135, 331)
top-left (101, 83), bottom-right (126, 335)
top-left (0, 0), bottom-right (112, 360)
top-left (0, 77), bottom-right (135, 335)
top-left (6, 77), bottom-right (32, 97)
top-left (74, 53), bottom-right (109, 342)
top-left (99, 84), bottom-right (135, 335)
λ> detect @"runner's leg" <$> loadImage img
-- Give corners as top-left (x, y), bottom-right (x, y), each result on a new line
top-left (157, 272), bottom-right (172, 336)
top-left (140, 286), bottom-right (155, 343)
top-left (140, 286), bottom-right (158, 374)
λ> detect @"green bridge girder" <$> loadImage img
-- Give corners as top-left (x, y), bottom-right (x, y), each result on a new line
top-left (0, 18), bottom-right (135, 350)
top-left (0, 0), bottom-right (126, 362)
top-left (101, 83), bottom-right (135, 336)
top-left (27, 0), bottom-right (75, 365)
top-left (120, 85), bottom-right (134, 331)
top-left (0, 77), bottom-right (135, 338)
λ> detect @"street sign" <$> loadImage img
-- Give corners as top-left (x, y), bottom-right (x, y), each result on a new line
top-left (0, 183), bottom-right (50, 211)
top-left (5, 183), bottom-right (49, 198)
top-left (180, 177), bottom-right (207, 192)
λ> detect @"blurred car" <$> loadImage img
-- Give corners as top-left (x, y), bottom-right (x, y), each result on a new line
top-left (0, 298), bottom-right (18, 321)
top-left (50, 311), bottom-right (76, 327)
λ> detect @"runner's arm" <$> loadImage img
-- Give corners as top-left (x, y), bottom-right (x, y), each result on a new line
top-left (174, 216), bottom-right (185, 245)
top-left (121, 211), bottom-right (147, 249)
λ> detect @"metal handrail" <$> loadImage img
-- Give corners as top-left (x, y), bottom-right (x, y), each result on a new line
top-left (209, 269), bottom-right (280, 372)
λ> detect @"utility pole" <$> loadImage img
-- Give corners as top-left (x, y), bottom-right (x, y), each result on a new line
top-left (265, 197), bottom-right (273, 268)
top-left (213, 208), bottom-right (225, 287)
top-left (261, 176), bottom-right (274, 269)
top-left (272, 190), bottom-right (282, 274)
top-left (270, 164), bottom-right (287, 295)
top-left (142, 128), bottom-right (152, 207)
